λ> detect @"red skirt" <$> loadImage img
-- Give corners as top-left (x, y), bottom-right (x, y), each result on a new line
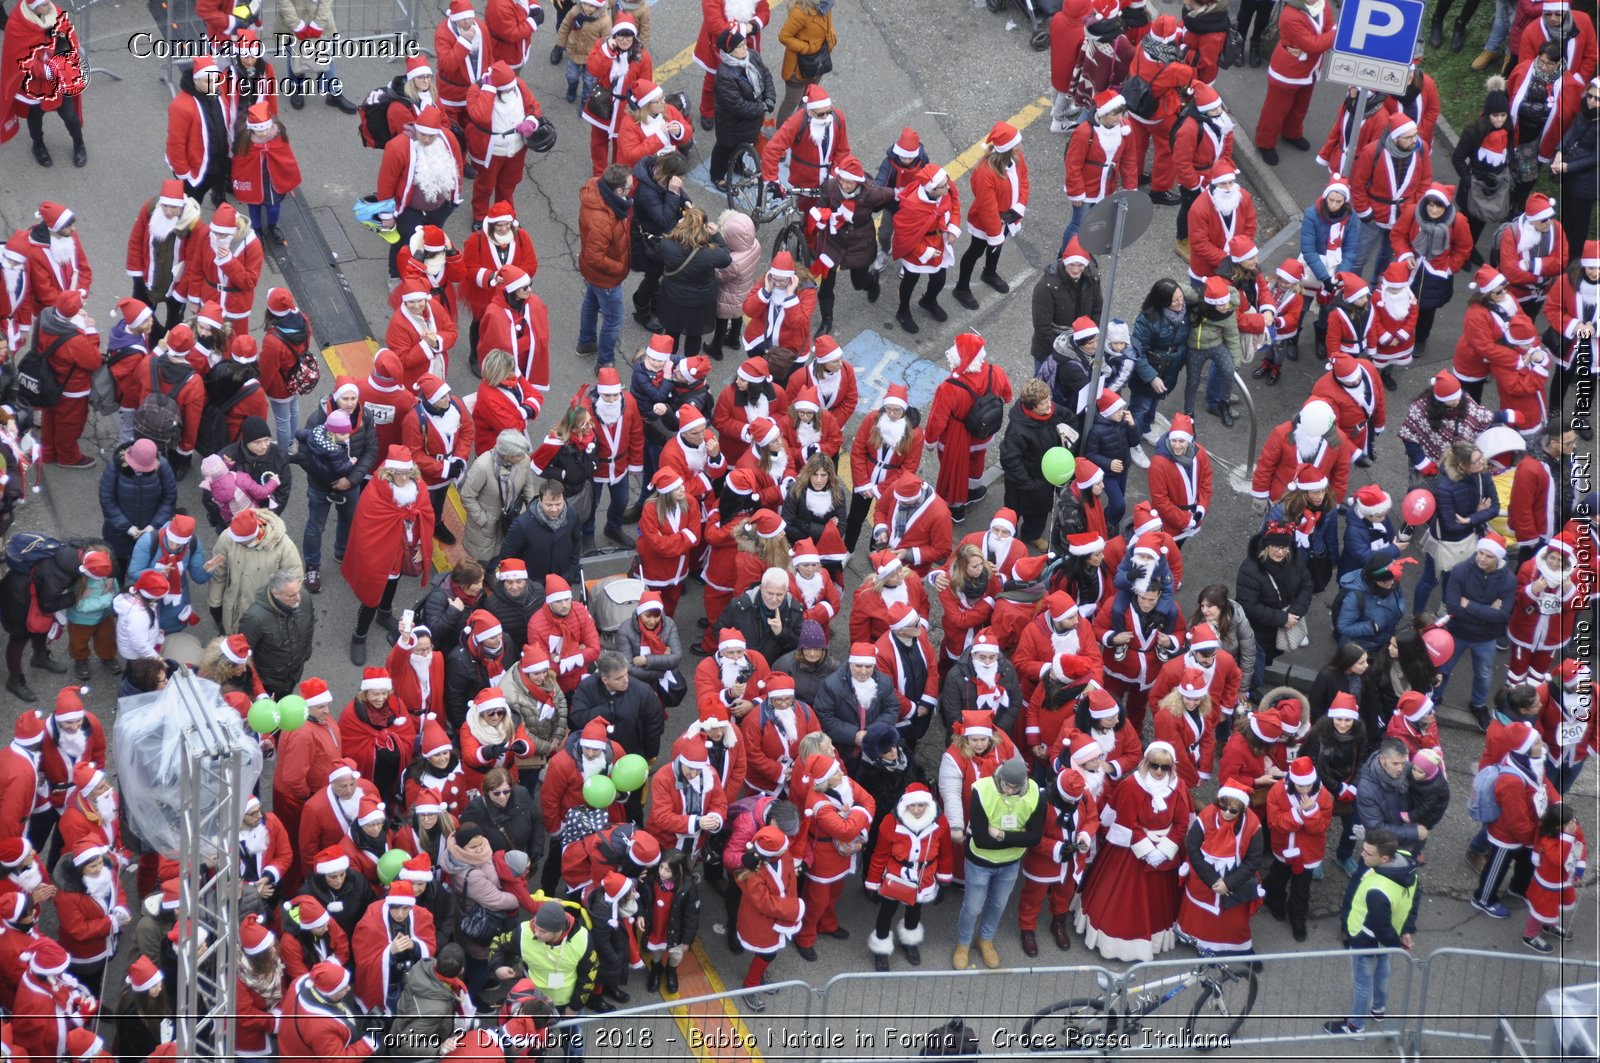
top-left (1075, 844), bottom-right (1182, 963)
top-left (1176, 878), bottom-right (1262, 953)
top-left (1525, 879), bottom-right (1575, 924)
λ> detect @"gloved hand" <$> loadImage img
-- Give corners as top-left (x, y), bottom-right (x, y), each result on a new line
top-left (511, 738), bottom-right (530, 758)
top-left (1416, 458), bottom-right (1438, 477)
top-left (765, 181), bottom-right (786, 201)
top-left (741, 851), bottom-right (760, 872)
top-left (481, 742), bottom-right (507, 761)
top-left (529, 3), bottom-right (545, 25)
top-left (1252, 496), bottom-right (1268, 515)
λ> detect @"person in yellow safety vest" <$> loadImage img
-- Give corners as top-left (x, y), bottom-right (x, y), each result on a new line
top-left (954, 756), bottom-right (1044, 972)
top-left (1323, 828), bottom-right (1418, 1037)
top-left (494, 899), bottom-right (599, 1051)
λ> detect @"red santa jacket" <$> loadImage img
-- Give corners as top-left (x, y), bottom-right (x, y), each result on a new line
top-left (711, 385), bottom-right (789, 468)
top-left (761, 109), bottom-right (851, 189)
top-left (785, 361), bottom-right (858, 426)
top-left (53, 871), bottom-right (129, 963)
top-left (890, 182), bottom-right (961, 271)
top-left (1311, 358), bottom-right (1387, 448)
top-left (741, 282), bottom-right (818, 354)
top-left (736, 853), bottom-right (802, 954)
top-left (967, 154), bottom-right (1030, 242)
top-left (1544, 270), bottom-right (1598, 369)
top-left (281, 922), bottom-right (351, 982)
top-left (39, 719), bottom-right (104, 813)
top-left (636, 494), bottom-right (703, 590)
top-left (1249, 420), bottom-right (1355, 502)
top-left (1352, 137), bottom-right (1434, 230)
top-left (1065, 121), bottom-right (1128, 204)
top-left (164, 91), bottom-right (227, 186)
top-left (0, 924), bottom-right (40, 1012)
top-left (24, 228), bottom-right (91, 309)
top-left (385, 298), bottom-right (459, 389)
top-left (790, 568), bottom-right (842, 633)
top-left (1172, 113), bottom-right (1234, 191)
top-left (866, 806), bottom-right (953, 903)
top-left (582, 40), bottom-right (653, 137)
top-left (870, 489), bottom-right (954, 578)
top-left (1491, 346), bottom-right (1550, 431)
top-left (693, 0), bottom-right (773, 73)
top-left (476, 289), bottom-right (550, 393)
top-left (277, 974), bottom-right (375, 1060)
top-left (230, 135), bottom-right (302, 205)
top-left (645, 762), bottom-right (730, 855)
top-left (1508, 556), bottom-right (1586, 652)
top-left (187, 227), bottom-right (264, 323)
top-left (1498, 219), bottom-right (1569, 305)
top-left (1153, 700), bottom-right (1216, 787)
top-left (1266, 0), bottom-right (1335, 85)
top-left (1487, 760), bottom-right (1561, 848)
top-left (297, 778), bottom-right (381, 858)
top-left (435, 14), bottom-right (490, 109)
top-left (1148, 444), bottom-right (1213, 541)
top-left (615, 105), bottom-right (694, 168)
top-left (400, 398), bottom-right (472, 491)
top-left (1187, 188), bottom-right (1258, 280)
top-left (239, 810), bottom-right (293, 887)
top-left (463, 78), bottom-right (542, 167)
top-left (781, 406), bottom-right (843, 466)
top-left (1149, 649), bottom-right (1243, 724)
top-left (1022, 784), bottom-right (1099, 885)
top-left (1, 235), bottom-right (37, 352)
top-left (739, 699), bottom-right (820, 796)
top-left (1391, 202), bottom-right (1473, 278)
top-left (43, 323), bottom-right (100, 401)
top-left (847, 574), bottom-right (931, 646)
top-left (541, 737), bottom-right (626, 832)
top-left (875, 629), bottom-right (940, 724)
top-left (12, 969), bottom-right (97, 1063)
top-left (485, 0), bottom-right (540, 67)
top-left (1539, 680), bottom-right (1598, 768)
top-left (799, 783), bottom-right (874, 883)
top-left (937, 572), bottom-right (998, 661)
top-left (526, 604), bottom-right (602, 693)
top-left (576, 389), bottom-right (644, 485)
top-left (1013, 612), bottom-right (1106, 701)
top-left (1450, 299), bottom-right (1520, 384)
top-left (1518, 9), bottom-right (1598, 80)
top-left (848, 416), bottom-right (923, 504)
top-left (272, 714), bottom-right (342, 823)
top-left (352, 901), bottom-right (436, 1012)
top-left (460, 225), bottom-right (538, 321)
top-left (1265, 777), bottom-right (1333, 871)
top-left (125, 199), bottom-right (199, 302)
top-left (1510, 453), bottom-right (1565, 545)
top-left (377, 133), bottom-right (464, 213)
top-left (337, 700), bottom-right (416, 793)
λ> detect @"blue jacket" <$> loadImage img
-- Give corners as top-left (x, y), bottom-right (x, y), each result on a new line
top-left (1265, 501), bottom-right (1340, 560)
top-left (1428, 468), bottom-right (1498, 542)
top-left (1445, 554), bottom-right (1515, 643)
top-left (1333, 568), bottom-right (1407, 652)
top-left (1299, 203), bottom-right (1366, 286)
top-left (65, 575), bottom-right (118, 626)
top-left (1128, 308), bottom-right (1188, 397)
top-left (1559, 111), bottom-right (1598, 187)
top-left (127, 526), bottom-right (212, 633)
top-left (1083, 409), bottom-right (1141, 479)
top-left (293, 423), bottom-right (357, 490)
top-left (1338, 511), bottom-right (1400, 577)
top-left (875, 145), bottom-right (929, 192)
top-left (98, 442), bottom-right (177, 549)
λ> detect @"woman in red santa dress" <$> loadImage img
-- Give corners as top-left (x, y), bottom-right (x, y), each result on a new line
top-left (790, 753), bottom-right (873, 958)
top-left (936, 710), bottom-right (1017, 885)
top-left (403, 722), bottom-right (471, 817)
top-left (11, 938), bottom-right (100, 1063)
top-left (1151, 669), bottom-right (1217, 789)
top-left (277, 961), bottom-right (376, 1060)
top-left (1217, 706), bottom-right (1289, 815)
top-left (1523, 802), bottom-right (1586, 951)
top-left (279, 894), bottom-right (351, 982)
top-left (934, 544), bottom-right (999, 678)
top-left (788, 539), bottom-right (841, 639)
top-left (1099, 584), bottom-right (1184, 733)
top-left (342, 447), bottom-right (436, 667)
top-left (1175, 778), bottom-right (1266, 955)
top-left (782, 390), bottom-right (844, 472)
top-left (635, 470), bottom-right (703, 617)
top-left (52, 840), bottom-right (129, 999)
top-left (1076, 741), bottom-right (1194, 962)
top-left (734, 824), bottom-right (802, 1006)
top-left (734, 418), bottom-right (793, 508)
top-left (923, 333), bottom-right (1012, 522)
top-left (352, 880), bottom-right (436, 1016)
top-left (845, 385), bottom-right (922, 552)
top-left (1508, 532), bottom-right (1589, 685)
top-left (1021, 654), bottom-right (1095, 769)
top-left (235, 917), bottom-right (285, 1058)
top-left (458, 686), bottom-right (533, 791)
top-left (337, 668), bottom-right (416, 809)
top-left (387, 622), bottom-right (446, 724)
top-left (1017, 764), bottom-right (1097, 958)
top-left (460, 203), bottom-right (538, 359)
top-left (237, 794), bottom-right (292, 910)
top-left (863, 783), bottom-right (951, 971)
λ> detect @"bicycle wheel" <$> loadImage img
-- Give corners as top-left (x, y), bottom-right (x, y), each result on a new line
top-left (1182, 960), bottom-right (1259, 1048)
top-left (1022, 997), bottom-right (1112, 1054)
top-left (726, 145), bottom-right (765, 215)
top-left (774, 219), bottom-right (812, 269)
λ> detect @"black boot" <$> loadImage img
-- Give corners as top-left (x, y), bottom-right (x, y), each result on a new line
top-left (979, 270), bottom-right (1010, 293)
top-left (71, 141), bottom-right (87, 168)
top-left (665, 966), bottom-right (678, 994)
top-left (435, 523), bottom-right (457, 546)
top-left (6, 674), bottom-right (37, 703)
top-left (31, 140), bottom-right (51, 167)
top-left (951, 286), bottom-right (979, 310)
top-left (1248, 40), bottom-right (1263, 67)
top-left (1450, 20), bottom-right (1468, 51)
top-left (918, 295), bottom-right (948, 322)
top-left (895, 308), bottom-right (920, 334)
top-left (647, 963), bottom-right (662, 993)
top-left (1429, 19), bottom-right (1443, 48)
top-left (349, 635), bottom-right (367, 667)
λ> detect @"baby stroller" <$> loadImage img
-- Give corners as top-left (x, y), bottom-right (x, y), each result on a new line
top-left (984, 0), bottom-right (1060, 50)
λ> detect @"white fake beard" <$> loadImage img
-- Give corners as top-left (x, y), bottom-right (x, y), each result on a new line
top-left (56, 727), bottom-right (87, 761)
top-left (1495, 294), bottom-right (1520, 316)
top-left (337, 791), bottom-right (362, 820)
top-left (830, 779), bottom-right (855, 809)
top-left (49, 235), bottom-right (77, 266)
top-left (765, 448), bottom-right (787, 482)
top-left (1050, 626), bottom-right (1079, 655)
top-left (851, 677), bottom-right (878, 708)
top-left (747, 393), bottom-right (769, 420)
top-left (973, 660), bottom-right (999, 685)
top-left (1381, 289), bottom-right (1413, 318)
top-left (1212, 186), bottom-right (1241, 214)
top-left (1093, 727), bottom-right (1117, 753)
top-left (580, 753), bottom-right (606, 779)
top-left (1293, 426), bottom-right (1322, 458)
top-left (391, 480), bottom-right (420, 507)
top-left (682, 441), bottom-right (707, 472)
top-left (795, 571), bottom-right (825, 605)
top-left (720, 659), bottom-right (744, 688)
top-left (1518, 222), bottom-right (1542, 253)
top-left (596, 397), bottom-right (623, 425)
top-left (1079, 765), bottom-right (1106, 798)
top-left (685, 770), bottom-right (708, 793)
top-left (240, 821), bottom-right (270, 854)
top-left (414, 138), bottom-right (459, 200)
top-left (492, 228), bottom-right (515, 248)
top-left (1213, 111), bottom-right (1236, 136)
top-left (84, 867), bottom-right (115, 904)
top-left (11, 866), bottom-right (41, 892)
top-left (805, 488), bottom-right (833, 517)
top-left (149, 212), bottom-right (179, 242)
top-left (807, 117), bottom-right (832, 150)
top-left (877, 414), bottom-right (906, 448)
top-left (424, 255), bottom-right (446, 284)
top-left (879, 581), bottom-right (909, 608)
top-left (640, 113), bottom-right (668, 140)
top-left (796, 420), bottom-right (821, 451)
top-left (96, 794), bottom-right (118, 823)
top-left (1092, 122), bottom-right (1125, 160)
top-left (774, 706), bottom-right (797, 742)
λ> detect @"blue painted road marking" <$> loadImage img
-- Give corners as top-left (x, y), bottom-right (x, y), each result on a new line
top-left (842, 329), bottom-right (943, 413)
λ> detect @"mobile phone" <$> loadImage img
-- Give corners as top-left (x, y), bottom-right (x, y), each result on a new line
top-left (401, 609), bottom-right (414, 629)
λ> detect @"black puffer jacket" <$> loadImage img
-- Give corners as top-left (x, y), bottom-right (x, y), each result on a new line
top-left (630, 158), bottom-right (690, 271)
top-left (0, 541), bottom-right (83, 637)
top-left (484, 579), bottom-right (544, 658)
top-left (237, 582), bottom-right (316, 696)
top-left (99, 442), bottom-right (178, 550)
top-left (569, 672), bottom-right (665, 760)
top-left (717, 587), bottom-right (804, 664)
top-left (1235, 531), bottom-right (1315, 643)
top-left (461, 787), bottom-right (540, 858)
top-left (712, 51), bottom-right (775, 145)
top-left (499, 504), bottom-right (583, 590)
top-left (1000, 398), bottom-right (1069, 517)
top-left (1030, 260), bottom-right (1103, 366)
top-left (812, 664), bottom-right (899, 750)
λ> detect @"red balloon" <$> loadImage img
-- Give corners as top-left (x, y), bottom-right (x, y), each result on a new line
top-left (1402, 488), bottom-right (1436, 525)
top-left (1421, 628), bottom-right (1455, 667)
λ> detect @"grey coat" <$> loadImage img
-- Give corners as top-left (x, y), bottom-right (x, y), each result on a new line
top-left (389, 958), bottom-right (460, 1053)
top-left (614, 614), bottom-right (684, 687)
top-left (458, 450), bottom-right (537, 564)
top-left (812, 665), bottom-right (899, 751)
top-left (1355, 749), bottom-right (1420, 848)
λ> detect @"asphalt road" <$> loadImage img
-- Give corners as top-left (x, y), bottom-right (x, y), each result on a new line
top-left (1, 0), bottom-right (1594, 1052)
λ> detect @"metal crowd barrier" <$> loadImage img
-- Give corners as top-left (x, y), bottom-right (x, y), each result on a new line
top-left (63, 0), bottom-right (125, 82)
top-left (1407, 947), bottom-right (1600, 1059)
top-left (553, 979), bottom-right (815, 1060)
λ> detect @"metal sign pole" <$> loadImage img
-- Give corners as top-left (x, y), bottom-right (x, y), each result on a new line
top-left (1085, 197), bottom-right (1130, 403)
top-left (1340, 86), bottom-right (1370, 178)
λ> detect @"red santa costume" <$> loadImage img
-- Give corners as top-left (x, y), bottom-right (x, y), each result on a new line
top-left (402, 376), bottom-right (472, 517)
top-left (542, 719), bottom-right (627, 842)
top-left (891, 163), bottom-right (962, 279)
top-left (464, 62), bottom-right (540, 219)
top-left (0, 713), bottom-right (48, 849)
top-left (1508, 534), bottom-right (1589, 684)
top-left (692, 0), bottom-right (771, 120)
top-left (376, 106), bottom-right (464, 218)
top-left (1152, 671), bottom-right (1217, 788)
top-left (1265, 757), bottom-right (1334, 877)
top-left (849, 552), bottom-right (932, 646)
top-left (1173, 84), bottom-right (1236, 199)
top-left (1254, 0), bottom-right (1335, 151)
top-left (1066, 91), bottom-right (1130, 208)
top-left (1249, 400), bottom-right (1353, 504)
top-left (963, 119), bottom-right (1029, 258)
top-left (659, 404), bottom-right (729, 508)
top-left (526, 577), bottom-right (600, 694)
top-left (1018, 766), bottom-right (1098, 945)
top-left (1175, 779), bottom-right (1265, 953)
top-left (761, 85), bottom-right (850, 197)
top-left (1014, 591), bottom-right (1105, 703)
top-left (583, 18), bottom-right (653, 176)
top-left (788, 540), bottom-right (841, 635)
top-left (1537, 660), bottom-right (1598, 780)
top-left (958, 509), bottom-right (1027, 582)
top-left (739, 674), bottom-right (817, 796)
top-left (484, 0), bottom-right (542, 68)
top-left (787, 754), bottom-right (871, 950)
top-left (848, 387), bottom-right (924, 519)
top-left (1146, 414), bottom-right (1212, 542)
top-left (1527, 819), bottom-right (1587, 930)
top-left (786, 336), bottom-right (858, 424)
top-left (0, 234), bottom-right (37, 356)
top-left (354, 350), bottom-right (414, 455)
top-left (277, 962), bottom-right (374, 1060)
top-left (297, 760), bottom-right (380, 857)
top-left (280, 897), bottom-right (352, 982)
top-left (1352, 113), bottom-right (1433, 238)
top-left (869, 476), bottom-right (954, 580)
top-left (11, 939), bottom-right (99, 1063)
top-left (1508, 54), bottom-right (1586, 164)
top-left (924, 333), bottom-right (1013, 513)
top-left (935, 710), bottom-right (1017, 883)
top-left (614, 78), bottom-right (693, 169)
top-left (351, 882), bottom-right (436, 1013)
top-left (475, 266), bottom-right (550, 394)
top-left (1498, 195), bottom-right (1570, 308)
top-left (633, 471), bottom-right (702, 615)
top-left (1076, 744), bottom-right (1193, 961)
top-left (874, 605), bottom-right (941, 735)
top-left (185, 204), bottom-right (262, 339)
top-left (1319, 98), bottom-right (1403, 179)
top-left (864, 784), bottom-right (952, 963)
top-left (271, 678), bottom-right (340, 875)
top-left (435, 0), bottom-right (489, 130)
top-left (39, 691), bottom-right (104, 819)
top-left (1492, 316), bottom-right (1553, 437)
top-left (711, 358), bottom-right (787, 468)
top-left (1312, 351), bottom-right (1387, 458)
top-left (340, 448), bottom-right (436, 612)
top-left (741, 252), bottom-right (817, 355)
top-left (1148, 626), bottom-right (1243, 735)
top-left (233, 918), bottom-right (281, 1057)
top-left (460, 203), bottom-right (538, 329)
top-left (387, 629), bottom-right (445, 724)
top-left (782, 389), bottom-right (843, 470)
top-left (736, 826), bottom-right (803, 989)
top-left (386, 285), bottom-right (458, 389)
top-left (1362, 260), bottom-right (1423, 371)
top-left (54, 839), bottom-right (130, 971)
top-left (582, 365), bottom-right (644, 501)
top-left (644, 736), bottom-right (728, 859)
top-left (1187, 167), bottom-right (1257, 284)
top-left (936, 554), bottom-right (998, 668)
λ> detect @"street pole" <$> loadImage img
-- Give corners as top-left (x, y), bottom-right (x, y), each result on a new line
top-left (1085, 196), bottom-right (1130, 404)
top-left (1339, 86), bottom-right (1370, 178)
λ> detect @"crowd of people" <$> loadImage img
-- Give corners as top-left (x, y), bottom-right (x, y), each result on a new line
top-left (0, 0), bottom-right (1595, 1058)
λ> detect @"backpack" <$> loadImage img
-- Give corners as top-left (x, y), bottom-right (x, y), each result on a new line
top-left (1329, 584), bottom-right (1367, 630)
top-left (949, 368), bottom-right (1005, 439)
top-left (1486, 221), bottom-right (1515, 269)
top-left (1468, 764), bottom-right (1503, 823)
top-left (265, 320), bottom-right (321, 396)
top-left (1120, 73), bottom-right (1159, 121)
top-left (135, 361), bottom-right (192, 453)
top-left (195, 381), bottom-right (259, 458)
top-left (3, 531), bottom-right (64, 574)
top-left (89, 359), bottom-right (120, 417)
top-left (358, 78), bottom-right (406, 149)
top-left (12, 332), bottom-right (70, 409)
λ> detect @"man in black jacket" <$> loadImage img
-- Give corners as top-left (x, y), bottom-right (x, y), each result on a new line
top-left (715, 568), bottom-right (803, 664)
top-left (483, 559), bottom-right (543, 659)
top-left (444, 609), bottom-right (510, 732)
top-left (499, 481), bottom-right (583, 592)
top-left (237, 570), bottom-right (315, 698)
top-left (812, 645), bottom-right (899, 765)
top-left (938, 636), bottom-right (1025, 741)
top-left (569, 652), bottom-right (664, 762)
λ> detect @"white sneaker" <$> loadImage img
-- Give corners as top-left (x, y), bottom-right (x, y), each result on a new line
top-left (1049, 119), bottom-right (1071, 134)
top-left (1130, 445), bottom-right (1151, 469)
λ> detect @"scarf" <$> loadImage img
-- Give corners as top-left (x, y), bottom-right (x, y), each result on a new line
top-left (241, 954), bottom-right (285, 1007)
top-left (1135, 760), bottom-right (1178, 813)
top-left (1143, 34), bottom-right (1184, 64)
top-left (1197, 805), bottom-right (1244, 874)
top-left (1414, 207), bottom-right (1452, 260)
top-left (637, 617), bottom-right (667, 656)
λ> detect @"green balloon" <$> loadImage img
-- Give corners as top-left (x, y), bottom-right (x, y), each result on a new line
top-left (275, 695), bottom-right (308, 731)
top-left (583, 774), bottom-right (618, 809)
top-left (1041, 447), bottom-right (1076, 486)
top-left (610, 753), bottom-right (649, 793)
top-left (246, 700), bottom-right (280, 735)
top-left (377, 849), bottom-right (408, 884)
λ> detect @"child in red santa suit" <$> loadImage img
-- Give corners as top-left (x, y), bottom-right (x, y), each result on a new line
top-left (1261, 755), bottom-right (1332, 942)
top-left (1017, 765), bottom-right (1097, 959)
top-left (734, 825), bottom-right (803, 1008)
top-left (1508, 533), bottom-right (1588, 685)
top-left (864, 783), bottom-right (951, 972)
top-left (1522, 802), bottom-right (1586, 954)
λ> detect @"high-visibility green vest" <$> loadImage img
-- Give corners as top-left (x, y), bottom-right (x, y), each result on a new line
top-left (1345, 865), bottom-right (1416, 940)
top-left (968, 776), bottom-right (1040, 865)
top-left (520, 920), bottom-right (590, 1007)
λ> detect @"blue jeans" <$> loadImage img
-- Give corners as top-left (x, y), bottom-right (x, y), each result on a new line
top-left (1549, 757), bottom-right (1584, 795)
top-left (1347, 951), bottom-right (1391, 1030)
top-left (248, 203), bottom-right (282, 231)
top-left (1059, 203), bottom-right (1090, 251)
top-left (1411, 551), bottom-right (1461, 614)
top-left (1436, 636), bottom-right (1498, 708)
top-left (267, 395), bottom-right (299, 454)
top-left (1103, 469), bottom-right (1128, 530)
top-left (583, 477), bottom-right (631, 537)
top-left (1183, 345), bottom-right (1233, 413)
top-left (303, 481), bottom-right (360, 567)
top-left (955, 858), bottom-right (1021, 945)
top-left (565, 60), bottom-right (587, 100)
top-left (1368, 226), bottom-right (1395, 283)
top-left (579, 281), bottom-right (625, 366)
top-left (1486, 0), bottom-right (1513, 52)
top-left (1129, 390), bottom-right (1163, 440)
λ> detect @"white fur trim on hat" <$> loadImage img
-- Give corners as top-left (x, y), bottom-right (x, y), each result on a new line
top-left (315, 853), bottom-right (350, 875)
top-left (1216, 781), bottom-right (1251, 805)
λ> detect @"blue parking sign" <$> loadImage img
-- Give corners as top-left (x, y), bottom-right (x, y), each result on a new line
top-left (1329, 0), bottom-right (1425, 91)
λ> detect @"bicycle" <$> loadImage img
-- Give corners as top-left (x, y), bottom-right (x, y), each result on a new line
top-left (1022, 955), bottom-right (1259, 1054)
top-left (720, 146), bottom-right (818, 267)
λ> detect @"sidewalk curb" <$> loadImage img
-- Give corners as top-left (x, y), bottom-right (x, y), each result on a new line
top-left (1230, 132), bottom-right (1304, 233)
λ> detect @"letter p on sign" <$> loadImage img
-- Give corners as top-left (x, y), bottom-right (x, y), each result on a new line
top-left (1350, 0), bottom-right (1405, 49)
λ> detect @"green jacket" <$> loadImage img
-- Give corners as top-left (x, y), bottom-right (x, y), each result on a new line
top-left (1179, 282), bottom-right (1244, 365)
top-left (389, 958), bottom-right (460, 1057)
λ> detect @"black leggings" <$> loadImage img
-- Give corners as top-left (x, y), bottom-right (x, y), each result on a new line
top-left (25, 101), bottom-right (83, 147)
top-left (874, 895), bottom-right (922, 937)
top-left (354, 576), bottom-right (400, 638)
top-left (1235, 0), bottom-right (1275, 42)
top-left (674, 332), bottom-right (705, 357)
top-left (5, 633), bottom-right (46, 678)
top-left (1177, 185), bottom-right (1201, 240)
top-left (1415, 307), bottom-right (1439, 347)
top-left (709, 138), bottom-right (751, 185)
top-left (955, 240), bottom-right (1003, 290)
top-left (817, 266), bottom-right (878, 318)
top-left (1433, 0), bottom-right (1483, 24)
top-left (844, 492), bottom-right (875, 551)
top-left (898, 269), bottom-right (946, 313)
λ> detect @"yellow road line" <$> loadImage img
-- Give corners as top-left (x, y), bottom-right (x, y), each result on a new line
top-left (670, 939), bottom-right (765, 1061)
top-left (945, 94), bottom-right (1051, 183)
top-left (654, 0), bottom-right (789, 83)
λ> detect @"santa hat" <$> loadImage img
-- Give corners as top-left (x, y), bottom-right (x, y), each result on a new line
top-left (1508, 722), bottom-right (1540, 756)
top-left (1066, 532), bottom-right (1104, 556)
top-left (1248, 709), bottom-right (1285, 744)
top-left (1148, 12), bottom-right (1180, 40)
top-left (950, 332), bottom-right (987, 371)
top-left (1508, 315), bottom-right (1538, 347)
top-left (420, 719), bottom-right (452, 759)
top-left (1543, 0), bottom-right (1570, 9)
top-left (1193, 82), bottom-right (1223, 112)
top-left (229, 335), bottom-right (260, 365)
top-left (1189, 623), bottom-right (1222, 652)
top-left (971, 629), bottom-right (1001, 656)
top-left (610, 13), bottom-right (639, 35)
top-left (1471, 265), bottom-right (1507, 295)
top-left (1228, 236), bottom-right (1258, 262)
top-left (288, 894), bottom-right (331, 931)
top-left (1216, 777), bottom-right (1252, 805)
top-left (70, 839), bottom-right (106, 868)
top-left (499, 265), bottom-right (531, 292)
top-left (1332, 354), bottom-right (1363, 384)
top-left (894, 475), bottom-right (926, 502)
top-left (764, 673), bottom-right (797, 698)
top-left (1336, 272), bottom-right (1370, 302)
top-left (892, 127), bottom-right (922, 160)
top-left (873, 551), bottom-right (904, 579)
top-left (156, 179), bottom-right (186, 208)
top-left (1525, 193), bottom-right (1556, 222)
top-left (73, 760), bottom-right (105, 797)
top-left (1432, 371), bottom-right (1462, 402)
top-left (311, 961), bottom-right (350, 996)
top-left (133, 571), bottom-right (171, 600)
top-left (117, 297), bottom-right (153, 331)
top-left (1166, 413), bottom-right (1195, 444)
top-left (245, 102), bottom-right (275, 133)
top-left (164, 324), bottom-right (196, 355)
top-left (1061, 238), bottom-right (1091, 267)
top-left (672, 734), bottom-right (711, 772)
top-left (1477, 529), bottom-right (1508, 561)
top-left (803, 84), bottom-right (832, 111)
top-left (209, 203), bottom-right (240, 234)
top-left (1096, 389), bottom-right (1126, 418)
top-left (213, 634), bottom-right (250, 667)
top-left (1398, 690), bottom-right (1434, 723)
top-left (1352, 484), bottom-right (1390, 518)
top-left (1131, 501), bottom-right (1163, 537)
top-left (544, 575), bottom-right (573, 604)
top-left (989, 509), bottom-right (1018, 536)
top-left (1387, 112), bottom-right (1418, 140)
top-left (790, 538), bottom-right (821, 566)
top-left (299, 677), bottom-right (332, 708)
top-left (239, 916), bottom-right (275, 956)
top-left (1085, 683), bottom-right (1119, 720)
top-left (53, 687), bottom-right (85, 724)
top-left (593, 367), bottom-right (624, 398)
top-left (79, 551), bottom-right (113, 580)
top-left (1285, 756), bottom-right (1318, 787)
top-left (959, 709), bottom-right (995, 738)
top-left (629, 78), bottom-right (664, 109)
top-left (194, 300), bottom-right (224, 331)
top-left (1203, 276), bottom-right (1232, 306)
top-left (887, 602), bottom-right (921, 631)
top-left (843, 641), bottom-right (877, 668)
top-left (746, 416), bottom-right (781, 447)
top-left (359, 666), bottom-right (393, 693)
top-left (384, 444), bottom-right (416, 471)
top-left (987, 120), bottom-right (1023, 152)
top-left (1581, 239), bottom-right (1600, 269)
top-left (678, 354), bottom-right (712, 385)
top-left (880, 383), bottom-right (911, 411)
top-left (1067, 731), bottom-right (1100, 767)
top-left (472, 690), bottom-right (509, 720)
top-left (1177, 667), bottom-right (1210, 700)
top-left (126, 956), bottom-right (163, 992)
top-left (26, 940), bottom-right (70, 976)
top-left (326, 758), bottom-right (359, 784)
top-left (1290, 462), bottom-right (1329, 492)
top-left (1072, 316), bottom-right (1100, 342)
top-left (158, 878), bottom-right (181, 910)
top-left (37, 201), bottom-right (75, 232)
top-left (312, 842), bottom-right (352, 876)
top-left (578, 718), bottom-right (613, 751)
top-left (1557, 658), bottom-right (1591, 689)
top-left (1275, 258), bottom-right (1305, 284)
top-left (12, 711), bottom-right (44, 747)
top-left (752, 510), bottom-right (786, 539)
top-left (1074, 458), bottom-right (1104, 489)
top-left (1093, 90), bottom-right (1126, 118)
top-left (447, 0), bottom-right (475, 19)
top-left (753, 825), bottom-right (789, 857)
top-left (1046, 592), bottom-right (1079, 624)
top-left (650, 468), bottom-right (685, 496)
top-left (356, 797), bottom-right (386, 827)
top-left (632, 591), bottom-right (665, 618)
top-left (737, 356), bottom-right (772, 384)
top-left (0, 838), bottom-right (32, 869)
top-left (919, 164), bottom-right (950, 194)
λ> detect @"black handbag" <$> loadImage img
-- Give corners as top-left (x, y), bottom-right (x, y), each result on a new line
top-left (797, 41), bottom-right (833, 79)
top-left (1218, 28), bottom-right (1246, 70)
top-left (456, 899), bottom-right (512, 945)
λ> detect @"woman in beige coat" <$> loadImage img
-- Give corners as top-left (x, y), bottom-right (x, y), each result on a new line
top-left (710, 209), bottom-right (763, 361)
top-left (775, 0), bottom-right (838, 127)
top-left (459, 430), bottom-right (538, 563)
top-left (207, 508), bottom-right (302, 632)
